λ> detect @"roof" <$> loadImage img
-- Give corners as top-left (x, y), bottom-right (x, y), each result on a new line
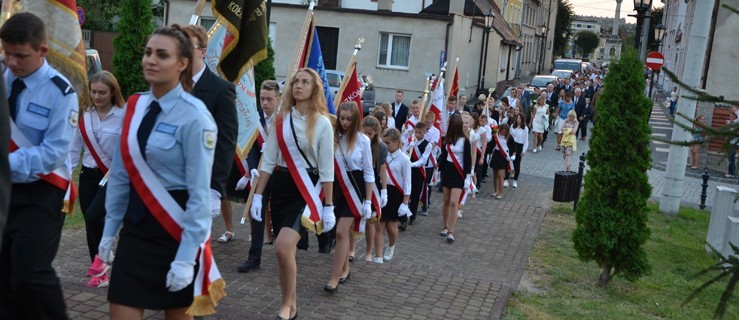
top-left (421, 0), bottom-right (522, 46)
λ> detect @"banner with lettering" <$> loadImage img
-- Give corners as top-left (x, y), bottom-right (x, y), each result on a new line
top-left (211, 0), bottom-right (268, 82)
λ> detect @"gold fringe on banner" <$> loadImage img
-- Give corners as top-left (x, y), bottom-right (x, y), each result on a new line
top-left (186, 278), bottom-right (226, 316)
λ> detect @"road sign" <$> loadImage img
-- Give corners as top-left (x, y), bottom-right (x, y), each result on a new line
top-left (646, 51), bottom-right (664, 70)
top-left (76, 6), bottom-right (85, 26)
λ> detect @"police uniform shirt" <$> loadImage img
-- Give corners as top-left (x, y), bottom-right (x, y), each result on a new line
top-left (70, 106), bottom-right (125, 169)
top-left (260, 107), bottom-right (334, 183)
top-left (6, 60), bottom-right (79, 183)
top-left (104, 84), bottom-right (217, 262)
top-left (337, 133), bottom-right (375, 184)
top-left (386, 149), bottom-right (411, 196)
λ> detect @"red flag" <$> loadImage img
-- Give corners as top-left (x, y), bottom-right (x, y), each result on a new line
top-left (449, 64), bottom-right (459, 98)
top-left (428, 78), bottom-right (445, 140)
top-left (334, 63), bottom-right (363, 116)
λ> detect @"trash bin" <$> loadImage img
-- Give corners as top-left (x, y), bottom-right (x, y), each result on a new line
top-left (553, 171), bottom-right (578, 202)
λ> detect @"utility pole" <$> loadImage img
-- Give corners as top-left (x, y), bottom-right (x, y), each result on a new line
top-left (639, 8), bottom-right (651, 61)
top-left (659, 1), bottom-right (715, 214)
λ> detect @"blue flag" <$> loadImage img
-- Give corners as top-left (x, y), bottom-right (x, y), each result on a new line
top-left (305, 27), bottom-right (336, 114)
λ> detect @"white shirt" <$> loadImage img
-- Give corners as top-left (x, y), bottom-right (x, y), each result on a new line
top-left (475, 127), bottom-right (487, 150)
top-left (510, 126), bottom-right (529, 151)
top-left (337, 133), bottom-right (375, 183)
top-left (407, 139), bottom-right (432, 168)
top-left (424, 125), bottom-right (440, 146)
top-left (493, 134), bottom-right (510, 154)
top-left (192, 65), bottom-right (206, 84)
top-left (394, 102), bottom-right (402, 118)
top-left (446, 137), bottom-right (466, 169)
top-left (70, 106), bottom-right (125, 169)
top-left (401, 115), bottom-right (419, 150)
top-left (387, 116), bottom-right (396, 131)
top-left (386, 148), bottom-right (411, 196)
top-left (260, 107), bottom-right (335, 182)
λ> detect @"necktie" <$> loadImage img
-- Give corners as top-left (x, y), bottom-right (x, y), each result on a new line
top-left (575, 97), bottom-right (578, 105)
top-left (8, 78), bottom-right (26, 121)
top-left (127, 101), bottom-right (162, 224)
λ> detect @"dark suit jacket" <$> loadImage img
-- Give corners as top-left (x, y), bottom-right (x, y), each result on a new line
top-left (583, 86), bottom-right (595, 99)
top-left (0, 70), bottom-right (9, 247)
top-left (393, 103), bottom-right (408, 130)
top-left (246, 110), bottom-right (269, 170)
top-left (573, 95), bottom-right (587, 118)
top-left (193, 67), bottom-right (238, 197)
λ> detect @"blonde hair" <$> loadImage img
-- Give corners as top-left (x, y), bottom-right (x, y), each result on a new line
top-left (278, 68), bottom-right (329, 144)
top-left (382, 127), bottom-right (401, 143)
top-left (567, 110), bottom-right (577, 120)
top-left (87, 71), bottom-right (124, 112)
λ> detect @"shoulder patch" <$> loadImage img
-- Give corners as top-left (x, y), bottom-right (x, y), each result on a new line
top-left (203, 130), bottom-right (216, 150)
top-left (69, 109), bottom-right (79, 127)
top-left (51, 76), bottom-right (75, 96)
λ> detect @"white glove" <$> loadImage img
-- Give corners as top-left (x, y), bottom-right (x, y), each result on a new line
top-left (249, 169), bottom-right (260, 186)
top-left (322, 205), bottom-right (336, 231)
top-left (398, 203), bottom-right (411, 217)
top-left (250, 194), bottom-right (263, 222)
top-left (362, 200), bottom-right (372, 220)
top-left (98, 236), bottom-right (115, 264)
top-left (210, 189), bottom-right (221, 218)
top-left (235, 176), bottom-right (249, 191)
top-left (380, 189), bottom-right (388, 208)
top-left (464, 175), bottom-right (474, 192)
top-left (166, 260), bottom-right (195, 292)
top-left (510, 155), bottom-right (516, 161)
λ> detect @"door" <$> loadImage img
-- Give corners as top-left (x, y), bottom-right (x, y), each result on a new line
top-left (316, 26), bottom-right (339, 70)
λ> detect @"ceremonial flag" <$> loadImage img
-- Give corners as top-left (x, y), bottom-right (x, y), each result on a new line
top-left (301, 19), bottom-right (335, 114)
top-left (22, 0), bottom-right (89, 106)
top-left (211, 0), bottom-right (268, 82)
top-left (449, 63), bottom-right (459, 98)
top-left (428, 77), bottom-right (445, 139)
top-left (334, 62), bottom-right (362, 111)
top-left (206, 0), bottom-right (268, 159)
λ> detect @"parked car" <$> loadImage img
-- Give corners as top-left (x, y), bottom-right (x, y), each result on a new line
top-left (551, 69), bottom-right (573, 80)
top-left (86, 49), bottom-right (102, 78)
top-left (529, 75), bottom-right (557, 89)
top-left (551, 58), bottom-right (582, 73)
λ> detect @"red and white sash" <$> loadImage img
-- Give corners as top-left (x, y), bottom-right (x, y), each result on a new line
top-left (446, 144), bottom-right (471, 205)
top-left (493, 134), bottom-right (513, 171)
top-left (370, 184), bottom-right (382, 219)
top-left (333, 155), bottom-right (363, 233)
top-left (274, 114), bottom-right (325, 233)
top-left (120, 94), bottom-right (224, 315)
top-left (78, 111), bottom-right (111, 174)
top-left (411, 144), bottom-right (428, 203)
top-left (386, 164), bottom-right (405, 196)
top-left (256, 117), bottom-right (267, 147)
top-left (9, 120), bottom-right (77, 213)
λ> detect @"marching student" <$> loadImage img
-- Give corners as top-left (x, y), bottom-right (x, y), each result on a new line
top-left (470, 112), bottom-right (487, 189)
top-left (99, 25), bottom-right (223, 318)
top-left (490, 124), bottom-right (515, 200)
top-left (70, 71), bottom-right (125, 288)
top-left (401, 99), bottom-right (422, 151)
top-left (379, 128), bottom-right (411, 262)
top-left (0, 13), bottom-right (79, 319)
top-left (181, 25), bottom-right (238, 244)
top-left (508, 114), bottom-right (529, 188)
top-left (406, 122), bottom-right (432, 225)
top-left (236, 80), bottom-right (280, 273)
top-left (420, 111), bottom-right (440, 215)
top-left (324, 101), bottom-right (374, 293)
top-left (249, 67), bottom-right (335, 320)
top-left (360, 115), bottom-right (388, 263)
top-left (439, 114), bottom-right (472, 243)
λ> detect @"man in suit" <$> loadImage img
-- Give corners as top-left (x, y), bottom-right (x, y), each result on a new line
top-left (0, 59), bottom-right (8, 249)
top-left (583, 80), bottom-right (595, 100)
top-left (393, 90), bottom-right (408, 130)
top-left (183, 25), bottom-right (238, 240)
top-left (573, 88), bottom-right (586, 139)
top-left (459, 94), bottom-right (471, 113)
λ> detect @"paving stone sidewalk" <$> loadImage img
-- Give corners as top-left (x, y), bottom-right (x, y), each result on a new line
top-left (56, 172), bottom-right (552, 319)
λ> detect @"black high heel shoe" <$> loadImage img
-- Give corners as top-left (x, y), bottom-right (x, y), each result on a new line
top-left (339, 272), bottom-right (351, 284)
top-left (275, 311), bottom-right (298, 320)
top-left (323, 284), bottom-right (339, 294)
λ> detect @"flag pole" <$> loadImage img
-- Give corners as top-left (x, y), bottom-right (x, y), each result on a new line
top-left (424, 61), bottom-right (447, 116)
top-left (334, 36), bottom-right (365, 107)
top-left (486, 87), bottom-right (494, 118)
top-left (189, 0), bottom-right (207, 25)
top-left (418, 76), bottom-right (432, 123)
top-left (0, 0), bottom-right (14, 27)
top-left (287, 1), bottom-right (316, 80)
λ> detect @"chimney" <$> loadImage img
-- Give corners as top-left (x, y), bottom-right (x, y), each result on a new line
top-left (449, 0), bottom-right (465, 15)
top-left (378, 0), bottom-right (393, 12)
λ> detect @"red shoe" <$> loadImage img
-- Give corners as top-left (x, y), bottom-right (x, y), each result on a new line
top-left (86, 255), bottom-right (108, 277)
top-left (86, 271), bottom-right (109, 288)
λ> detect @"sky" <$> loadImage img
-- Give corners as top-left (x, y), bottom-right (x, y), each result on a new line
top-left (569, 0), bottom-right (663, 24)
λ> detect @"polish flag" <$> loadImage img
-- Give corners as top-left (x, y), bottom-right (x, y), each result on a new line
top-left (334, 63), bottom-right (363, 118)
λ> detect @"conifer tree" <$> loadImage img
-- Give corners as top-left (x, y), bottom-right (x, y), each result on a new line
top-left (113, 0), bottom-right (153, 97)
top-left (254, 37), bottom-right (276, 104)
top-left (572, 49), bottom-right (652, 286)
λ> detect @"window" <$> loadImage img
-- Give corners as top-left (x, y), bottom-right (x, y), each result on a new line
top-left (576, 24), bottom-right (582, 28)
top-left (378, 33), bottom-right (411, 69)
top-left (587, 25), bottom-right (592, 29)
top-left (199, 17), bottom-right (216, 33)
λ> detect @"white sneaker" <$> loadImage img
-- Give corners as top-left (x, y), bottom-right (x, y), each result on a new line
top-left (512, 180), bottom-right (518, 188)
top-left (503, 180), bottom-right (509, 188)
top-left (372, 257), bottom-right (384, 264)
top-left (538, 146), bottom-right (542, 151)
top-left (383, 246), bottom-right (395, 261)
top-left (457, 210), bottom-right (463, 218)
top-left (532, 148), bottom-right (537, 153)
top-left (217, 231), bottom-right (235, 243)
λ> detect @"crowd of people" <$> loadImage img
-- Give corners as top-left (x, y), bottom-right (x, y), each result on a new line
top-left (0, 14), bottom-right (617, 319)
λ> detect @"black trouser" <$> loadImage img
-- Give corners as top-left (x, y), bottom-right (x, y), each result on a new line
top-left (0, 181), bottom-right (67, 320)
top-left (505, 142), bottom-right (524, 180)
top-left (247, 179), bottom-right (272, 262)
top-left (578, 119), bottom-right (588, 138)
top-left (408, 168), bottom-right (426, 221)
top-left (484, 142), bottom-right (494, 178)
top-left (476, 153), bottom-right (486, 186)
top-left (423, 167), bottom-right (434, 210)
top-left (78, 166), bottom-right (107, 262)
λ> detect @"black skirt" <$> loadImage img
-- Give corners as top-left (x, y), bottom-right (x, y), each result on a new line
top-left (226, 162), bottom-right (248, 202)
top-left (334, 170), bottom-right (365, 219)
top-left (270, 167), bottom-right (319, 237)
top-left (490, 150), bottom-right (509, 170)
top-left (441, 160), bottom-right (464, 189)
top-left (381, 185), bottom-right (403, 222)
top-left (108, 190), bottom-right (199, 310)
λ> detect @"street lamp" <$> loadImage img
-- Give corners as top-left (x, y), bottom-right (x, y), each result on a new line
top-left (629, 0), bottom-right (653, 49)
top-left (477, 9), bottom-right (495, 95)
top-left (538, 24), bottom-right (547, 74)
top-left (652, 23), bottom-right (666, 51)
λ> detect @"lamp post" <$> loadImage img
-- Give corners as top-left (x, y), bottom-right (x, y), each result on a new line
top-left (647, 23), bottom-right (666, 98)
top-left (538, 25), bottom-right (547, 74)
top-left (628, 0), bottom-right (653, 49)
top-left (477, 9), bottom-right (495, 95)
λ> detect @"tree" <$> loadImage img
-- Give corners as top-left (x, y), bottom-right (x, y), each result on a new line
top-left (78, 0), bottom-right (119, 32)
top-left (253, 37), bottom-right (276, 106)
top-left (575, 31), bottom-right (600, 58)
top-left (572, 49), bottom-right (652, 287)
top-left (553, 0), bottom-right (575, 57)
top-left (113, 0), bottom-right (154, 97)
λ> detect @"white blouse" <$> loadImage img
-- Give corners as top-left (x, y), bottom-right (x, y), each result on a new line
top-left (493, 134), bottom-right (510, 154)
top-left (424, 125), bottom-right (440, 146)
top-left (407, 140), bottom-right (432, 168)
top-left (510, 126), bottom-right (529, 151)
top-left (70, 106), bottom-right (125, 169)
top-left (337, 132), bottom-right (375, 183)
top-left (261, 107), bottom-right (334, 182)
top-left (446, 137), bottom-right (466, 165)
top-left (386, 149), bottom-right (412, 196)
top-left (475, 127), bottom-right (487, 150)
